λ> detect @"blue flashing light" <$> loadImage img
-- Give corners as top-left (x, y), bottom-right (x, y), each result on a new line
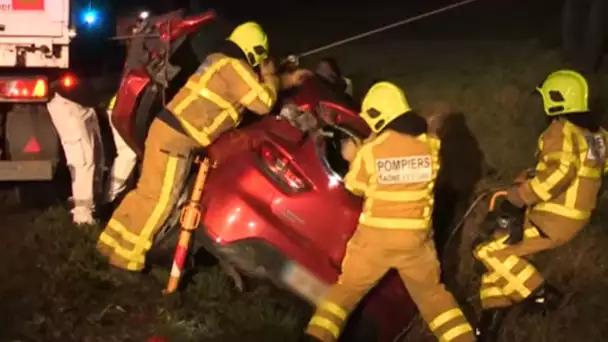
top-left (82, 9), bottom-right (99, 25)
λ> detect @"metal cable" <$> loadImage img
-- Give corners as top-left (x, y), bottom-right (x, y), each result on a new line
top-left (297, 0), bottom-right (483, 58)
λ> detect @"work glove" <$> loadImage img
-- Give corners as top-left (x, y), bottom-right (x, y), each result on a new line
top-left (498, 199), bottom-right (526, 245)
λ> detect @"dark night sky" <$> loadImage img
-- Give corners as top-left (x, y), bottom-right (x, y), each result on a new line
top-left (69, 0), bottom-right (562, 74)
top-left (70, 0), bottom-right (462, 69)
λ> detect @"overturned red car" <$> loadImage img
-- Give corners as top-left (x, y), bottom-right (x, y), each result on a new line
top-left (110, 9), bottom-right (417, 342)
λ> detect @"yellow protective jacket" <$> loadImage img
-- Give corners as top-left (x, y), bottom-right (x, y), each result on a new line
top-left (165, 52), bottom-right (279, 146)
top-left (344, 130), bottom-right (441, 230)
top-left (509, 119), bottom-right (608, 221)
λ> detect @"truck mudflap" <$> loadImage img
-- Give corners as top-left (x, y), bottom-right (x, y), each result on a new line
top-left (0, 160), bottom-right (55, 181)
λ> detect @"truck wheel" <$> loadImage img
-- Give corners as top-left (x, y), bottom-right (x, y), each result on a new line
top-left (5, 105), bottom-right (68, 208)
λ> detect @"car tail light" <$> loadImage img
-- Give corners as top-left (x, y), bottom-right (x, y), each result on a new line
top-left (0, 77), bottom-right (48, 101)
top-left (258, 141), bottom-right (311, 193)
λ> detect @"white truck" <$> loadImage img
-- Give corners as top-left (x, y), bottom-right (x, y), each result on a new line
top-left (0, 0), bottom-right (75, 193)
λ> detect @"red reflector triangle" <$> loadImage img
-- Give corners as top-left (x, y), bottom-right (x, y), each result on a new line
top-left (23, 137), bottom-right (41, 154)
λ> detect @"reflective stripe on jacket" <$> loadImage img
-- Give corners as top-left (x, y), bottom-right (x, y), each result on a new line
top-left (108, 94), bottom-right (117, 111)
top-left (513, 119), bottom-right (607, 221)
top-left (166, 52), bottom-right (278, 146)
top-left (344, 130), bottom-right (441, 230)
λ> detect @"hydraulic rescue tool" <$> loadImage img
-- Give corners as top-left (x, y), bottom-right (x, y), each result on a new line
top-left (163, 157), bottom-right (211, 295)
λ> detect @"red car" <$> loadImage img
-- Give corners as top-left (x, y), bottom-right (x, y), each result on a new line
top-left (111, 10), bottom-right (416, 342)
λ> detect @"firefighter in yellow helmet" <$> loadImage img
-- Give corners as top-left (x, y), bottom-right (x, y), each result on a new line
top-left (474, 69), bottom-right (608, 341)
top-left (96, 21), bottom-right (311, 279)
top-left (302, 81), bottom-right (476, 342)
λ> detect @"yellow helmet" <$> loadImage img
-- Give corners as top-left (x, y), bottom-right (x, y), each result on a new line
top-left (536, 69), bottom-right (589, 116)
top-left (228, 21), bottom-right (269, 67)
top-left (360, 81), bottom-right (412, 133)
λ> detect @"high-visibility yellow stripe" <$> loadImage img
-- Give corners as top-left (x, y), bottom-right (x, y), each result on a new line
top-left (440, 323), bottom-right (473, 342)
top-left (108, 95), bottom-right (117, 110)
top-left (533, 202), bottom-right (591, 220)
top-left (319, 301), bottom-right (347, 321)
top-left (529, 159), bottom-right (572, 201)
top-left (502, 265), bottom-right (537, 297)
top-left (107, 218), bottom-right (152, 250)
top-left (170, 58), bottom-right (232, 146)
top-left (480, 287), bottom-right (504, 300)
top-left (98, 232), bottom-right (145, 270)
top-left (530, 128), bottom-right (576, 201)
top-left (352, 132), bottom-right (437, 231)
top-left (361, 133), bottom-right (387, 216)
top-left (565, 178), bottom-right (579, 208)
top-left (344, 146), bottom-right (367, 195)
top-left (483, 255), bottom-right (531, 298)
top-left (344, 180), bottom-right (367, 195)
top-left (475, 230), bottom-right (541, 299)
top-left (359, 214), bottom-right (429, 230)
top-left (128, 156), bottom-right (180, 270)
top-left (308, 316), bottom-right (340, 339)
top-left (370, 188), bottom-right (431, 202)
top-left (482, 255), bottom-right (519, 285)
top-left (579, 167), bottom-right (602, 178)
top-left (183, 81), bottom-right (239, 123)
top-left (239, 89), bottom-right (258, 106)
top-left (230, 60), bottom-right (277, 107)
top-left (429, 308), bottom-right (464, 331)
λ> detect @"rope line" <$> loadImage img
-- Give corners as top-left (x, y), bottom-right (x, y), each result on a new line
top-left (298, 0), bottom-right (483, 58)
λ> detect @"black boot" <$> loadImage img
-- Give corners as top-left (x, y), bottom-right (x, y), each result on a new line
top-left (523, 283), bottom-right (564, 315)
top-left (476, 307), bottom-right (509, 342)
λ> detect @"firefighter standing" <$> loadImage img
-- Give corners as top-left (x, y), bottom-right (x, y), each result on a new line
top-left (96, 21), bottom-right (311, 277)
top-left (474, 70), bottom-right (608, 341)
top-left (303, 82), bottom-right (476, 342)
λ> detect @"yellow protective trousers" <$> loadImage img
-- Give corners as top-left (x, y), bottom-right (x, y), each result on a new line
top-left (97, 119), bottom-right (197, 271)
top-left (474, 209), bottom-right (587, 309)
top-left (305, 226), bottom-right (475, 342)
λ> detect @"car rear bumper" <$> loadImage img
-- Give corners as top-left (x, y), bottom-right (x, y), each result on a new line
top-left (0, 160), bottom-right (55, 181)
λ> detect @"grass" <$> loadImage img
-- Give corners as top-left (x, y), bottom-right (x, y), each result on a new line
top-left (0, 206), bottom-right (309, 342)
top-left (1, 2), bottom-right (608, 340)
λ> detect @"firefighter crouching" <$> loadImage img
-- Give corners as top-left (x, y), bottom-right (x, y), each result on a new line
top-left (474, 70), bottom-right (608, 341)
top-left (303, 82), bottom-right (476, 342)
top-left (96, 21), bottom-right (311, 278)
